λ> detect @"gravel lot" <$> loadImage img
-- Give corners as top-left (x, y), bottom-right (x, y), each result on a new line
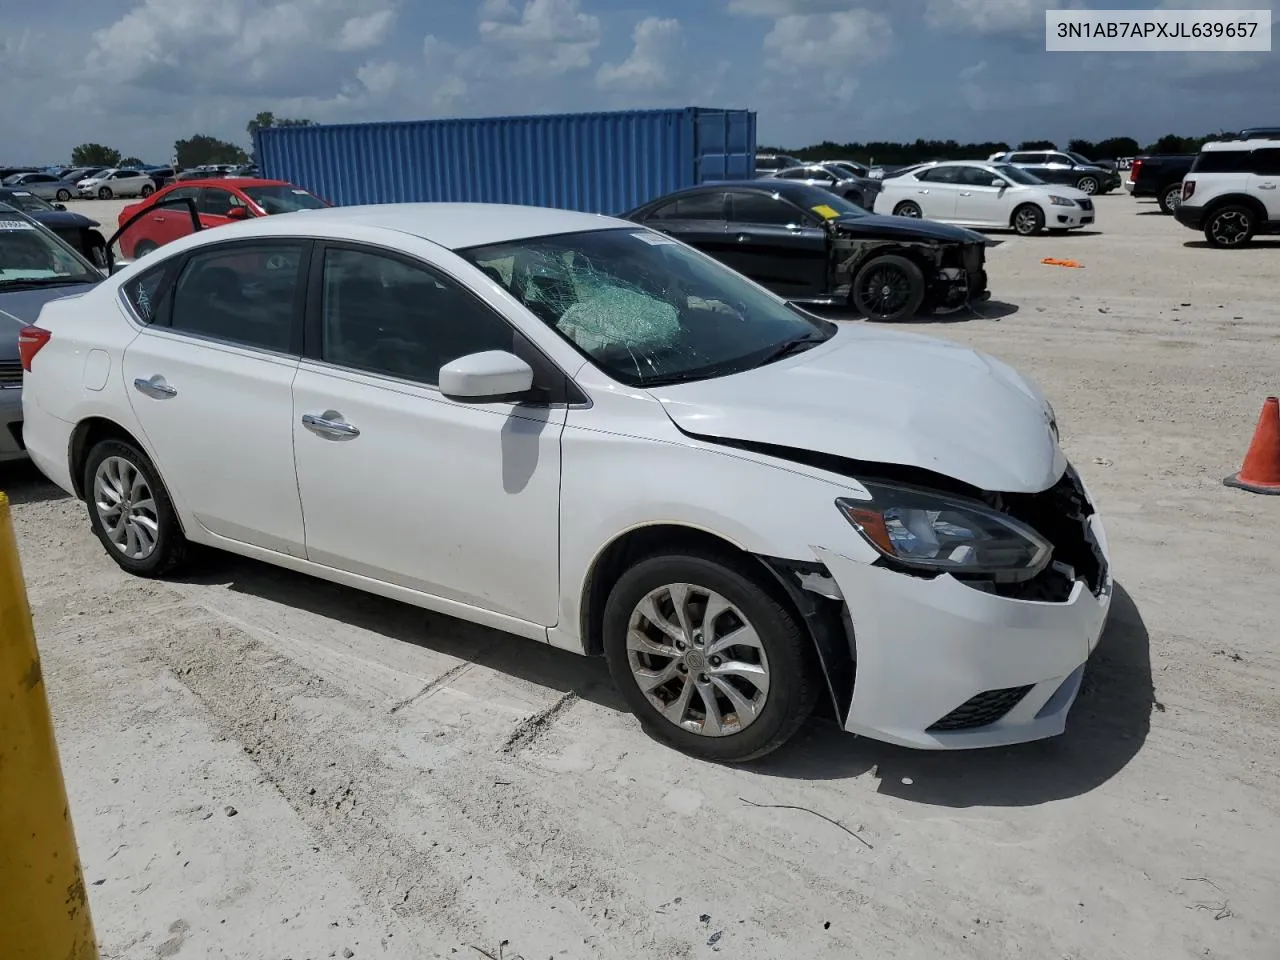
top-left (6, 192), bottom-right (1279, 960)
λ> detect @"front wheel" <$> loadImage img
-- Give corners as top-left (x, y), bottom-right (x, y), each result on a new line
top-left (1013, 203), bottom-right (1045, 236)
top-left (55, 189), bottom-right (71, 202)
top-left (140, 184), bottom-right (155, 197)
top-left (1204, 205), bottom-right (1255, 248)
top-left (893, 200), bottom-right (922, 218)
top-left (84, 439), bottom-right (189, 577)
top-left (1158, 184), bottom-right (1182, 214)
top-left (603, 552), bottom-right (820, 763)
top-left (851, 254), bottom-right (926, 321)
top-left (97, 186), bottom-right (113, 200)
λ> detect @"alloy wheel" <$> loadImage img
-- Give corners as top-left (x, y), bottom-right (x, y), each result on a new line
top-left (1077, 177), bottom-right (1098, 195)
top-left (93, 456), bottom-right (160, 561)
top-left (859, 263), bottom-right (913, 315)
top-left (895, 202), bottom-right (921, 218)
top-left (1015, 207), bottom-right (1040, 234)
top-left (1209, 210), bottom-right (1251, 246)
top-left (626, 583), bottom-right (771, 737)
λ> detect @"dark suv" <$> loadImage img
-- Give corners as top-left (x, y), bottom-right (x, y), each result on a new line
top-left (993, 151), bottom-right (1121, 195)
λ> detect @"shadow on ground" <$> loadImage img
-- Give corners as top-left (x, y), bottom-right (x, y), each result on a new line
top-left (180, 548), bottom-right (1152, 808)
top-left (0, 462), bottom-right (70, 506)
top-left (1183, 239), bottom-right (1280, 250)
top-left (747, 582), bottom-right (1152, 807)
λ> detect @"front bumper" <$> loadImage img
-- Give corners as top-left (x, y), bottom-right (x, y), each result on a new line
top-left (1049, 202), bottom-right (1094, 228)
top-left (812, 473), bottom-right (1113, 750)
top-left (0, 387), bottom-right (26, 462)
top-left (1174, 204), bottom-right (1207, 230)
top-left (1123, 179), bottom-right (1136, 195)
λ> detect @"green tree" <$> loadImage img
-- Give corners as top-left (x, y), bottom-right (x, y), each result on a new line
top-left (1094, 136), bottom-right (1140, 159)
top-left (1017, 139), bottom-right (1056, 151)
top-left (174, 134), bottom-right (249, 169)
top-left (71, 143), bottom-right (121, 167)
top-left (247, 111), bottom-right (314, 137)
top-left (1067, 139), bottom-right (1096, 156)
top-left (119, 156), bottom-right (144, 168)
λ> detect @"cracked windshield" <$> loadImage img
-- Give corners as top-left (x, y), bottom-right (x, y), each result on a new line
top-left (461, 228), bottom-right (835, 386)
top-left (0, 217), bottom-right (99, 287)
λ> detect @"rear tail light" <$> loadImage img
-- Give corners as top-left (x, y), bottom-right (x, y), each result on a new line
top-left (1182, 179), bottom-right (1196, 201)
top-left (17, 326), bottom-right (52, 372)
top-left (1129, 159), bottom-right (1142, 181)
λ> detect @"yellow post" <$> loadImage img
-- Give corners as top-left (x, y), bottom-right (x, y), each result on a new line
top-left (0, 491), bottom-right (100, 960)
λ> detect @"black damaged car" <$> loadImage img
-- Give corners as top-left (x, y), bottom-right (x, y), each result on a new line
top-left (624, 181), bottom-right (990, 322)
top-left (0, 188), bottom-right (108, 267)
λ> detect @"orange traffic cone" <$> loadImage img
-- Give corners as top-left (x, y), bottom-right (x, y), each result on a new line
top-left (1224, 396), bottom-right (1280, 495)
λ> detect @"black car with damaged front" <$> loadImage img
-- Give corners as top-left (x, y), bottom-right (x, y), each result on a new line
top-left (623, 181), bottom-right (990, 322)
top-left (0, 188), bottom-right (109, 266)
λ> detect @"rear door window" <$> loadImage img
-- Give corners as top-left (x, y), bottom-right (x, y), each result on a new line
top-left (1191, 150), bottom-right (1255, 174)
top-left (728, 191), bottom-right (805, 226)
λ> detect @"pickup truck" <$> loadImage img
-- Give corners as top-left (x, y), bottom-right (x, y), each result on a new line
top-left (1125, 155), bottom-right (1196, 213)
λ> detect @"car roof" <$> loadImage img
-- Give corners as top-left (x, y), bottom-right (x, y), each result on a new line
top-left (163, 177), bottom-right (293, 190)
top-left (187, 202), bottom-right (625, 251)
top-left (1201, 137), bottom-right (1280, 151)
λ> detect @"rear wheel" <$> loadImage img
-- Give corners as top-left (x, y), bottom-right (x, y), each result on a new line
top-left (851, 254), bottom-right (926, 322)
top-left (133, 240), bottom-right (159, 258)
top-left (1012, 203), bottom-right (1045, 236)
top-left (1204, 205), bottom-right (1255, 248)
top-left (893, 200), bottom-right (922, 218)
top-left (97, 186), bottom-right (113, 200)
top-left (55, 189), bottom-right (71, 202)
top-left (603, 551), bottom-right (820, 763)
top-left (1158, 184), bottom-right (1182, 214)
top-left (1076, 176), bottom-right (1098, 195)
top-left (84, 440), bottom-right (189, 578)
top-left (140, 183), bottom-right (155, 198)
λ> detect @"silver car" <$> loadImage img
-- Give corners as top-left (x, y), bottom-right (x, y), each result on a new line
top-left (76, 168), bottom-right (157, 200)
top-left (0, 172), bottom-right (80, 203)
top-left (769, 163), bottom-right (883, 209)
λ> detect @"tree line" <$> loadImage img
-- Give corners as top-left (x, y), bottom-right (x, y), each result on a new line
top-left (68, 112), bottom-right (314, 170)
top-left (765, 133), bottom-right (1234, 167)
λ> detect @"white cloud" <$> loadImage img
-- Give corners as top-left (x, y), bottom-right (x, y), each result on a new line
top-left (597, 17), bottom-right (684, 92)
top-left (727, 0), bottom-right (865, 15)
top-left (762, 8), bottom-right (892, 102)
top-left (478, 0), bottom-right (601, 75)
top-left (337, 9), bottom-right (397, 51)
top-left (924, 0), bottom-right (1085, 34)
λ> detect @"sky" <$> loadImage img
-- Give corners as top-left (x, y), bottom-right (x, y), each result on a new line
top-left (4, 0), bottom-right (1278, 164)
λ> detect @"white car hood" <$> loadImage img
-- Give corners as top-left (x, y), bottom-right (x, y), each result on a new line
top-left (648, 325), bottom-right (1066, 494)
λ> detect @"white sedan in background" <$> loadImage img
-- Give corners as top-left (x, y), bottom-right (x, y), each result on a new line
top-left (76, 168), bottom-right (156, 200)
top-left (19, 202), bottom-right (1111, 761)
top-left (874, 161), bottom-right (1096, 236)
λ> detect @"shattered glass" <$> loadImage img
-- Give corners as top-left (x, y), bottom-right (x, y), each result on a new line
top-left (462, 228), bottom-right (836, 387)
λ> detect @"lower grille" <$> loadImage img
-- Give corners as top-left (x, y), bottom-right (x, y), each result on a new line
top-left (927, 685), bottom-right (1033, 732)
top-left (0, 360), bottom-right (22, 388)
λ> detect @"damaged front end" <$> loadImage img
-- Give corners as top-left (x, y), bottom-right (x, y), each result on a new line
top-left (830, 234), bottom-right (990, 312)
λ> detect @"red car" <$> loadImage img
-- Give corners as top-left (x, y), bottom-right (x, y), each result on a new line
top-left (116, 178), bottom-right (330, 258)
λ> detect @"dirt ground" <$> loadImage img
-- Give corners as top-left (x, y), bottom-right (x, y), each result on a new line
top-left (6, 193), bottom-right (1279, 960)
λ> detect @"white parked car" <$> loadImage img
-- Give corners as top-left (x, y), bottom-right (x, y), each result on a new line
top-left (20, 203), bottom-right (1112, 761)
top-left (874, 161), bottom-right (1095, 236)
top-left (76, 168), bottom-right (156, 200)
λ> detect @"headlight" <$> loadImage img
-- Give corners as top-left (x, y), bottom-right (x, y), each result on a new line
top-left (1048, 195), bottom-right (1077, 207)
top-left (836, 481), bottom-right (1051, 582)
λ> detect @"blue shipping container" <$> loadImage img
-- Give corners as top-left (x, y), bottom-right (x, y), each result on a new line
top-left (254, 107), bottom-right (755, 216)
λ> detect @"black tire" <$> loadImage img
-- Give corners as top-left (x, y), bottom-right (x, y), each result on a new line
top-left (55, 189), bottom-right (71, 202)
top-left (97, 186), bottom-right (112, 200)
top-left (85, 231), bottom-right (107, 268)
top-left (893, 200), bottom-right (922, 218)
top-left (851, 254), bottom-right (926, 322)
top-left (603, 551), bottom-right (820, 763)
top-left (140, 184), bottom-right (155, 197)
top-left (133, 240), bottom-right (159, 258)
top-left (1158, 184), bottom-right (1181, 214)
top-left (83, 439), bottom-right (189, 578)
top-left (1076, 176), bottom-right (1098, 195)
top-left (1012, 203), bottom-right (1045, 236)
top-left (1203, 205), bottom-right (1256, 248)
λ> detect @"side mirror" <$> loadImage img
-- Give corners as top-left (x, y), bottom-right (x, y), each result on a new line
top-left (990, 178), bottom-right (1006, 188)
top-left (53, 203), bottom-right (66, 211)
top-left (225, 206), bottom-right (249, 220)
top-left (439, 350), bottom-right (535, 403)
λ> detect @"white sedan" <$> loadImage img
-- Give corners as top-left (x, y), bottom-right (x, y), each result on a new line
top-left (874, 161), bottom-right (1096, 236)
top-left (20, 203), bottom-right (1112, 760)
top-left (76, 168), bottom-right (156, 200)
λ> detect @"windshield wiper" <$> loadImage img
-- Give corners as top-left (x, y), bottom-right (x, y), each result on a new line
top-left (0, 276), bottom-right (95, 290)
top-left (757, 333), bottom-right (828, 366)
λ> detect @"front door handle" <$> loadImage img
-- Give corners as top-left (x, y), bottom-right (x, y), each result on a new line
top-left (917, 189), bottom-right (928, 194)
top-left (302, 411), bottom-right (360, 440)
top-left (133, 375), bottom-right (177, 399)
top-left (736, 234), bottom-right (751, 242)
top-left (959, 191), bottom-right (972, 196)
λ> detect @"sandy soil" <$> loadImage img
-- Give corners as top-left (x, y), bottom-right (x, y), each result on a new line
top-left (5, 192), bottom-right (1279, 960)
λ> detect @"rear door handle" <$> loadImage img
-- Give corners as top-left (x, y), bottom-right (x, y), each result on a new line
top-left (1259, 183), bottom-right (1277, 190)
top-left (133, 376), bottom-right (177, 399)
top-left (959, 191), bottom-right (972, 196)
top-left (736, 234), bottom-right (751, 242)
top-left (917, 189), bottom-right (928, 194)
top-left (302, 412), bottom-right (360, 440)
